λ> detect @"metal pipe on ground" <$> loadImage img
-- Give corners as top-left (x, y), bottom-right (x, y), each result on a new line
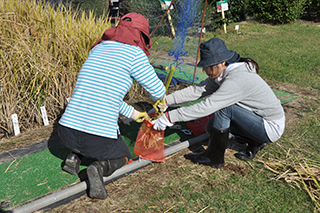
top-left (8, 133), bottom-right (209, 213)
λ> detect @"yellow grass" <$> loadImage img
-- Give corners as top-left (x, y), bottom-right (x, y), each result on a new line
top-left (260, 142), bottom-right (320, 211)
top-left (0, 0), bottom-right (111, 136)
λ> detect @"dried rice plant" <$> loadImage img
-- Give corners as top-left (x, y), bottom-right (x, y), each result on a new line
top-left (260, 143), bottom-right (320, 211)
top-left (0, 0), bottom-right (111, 137)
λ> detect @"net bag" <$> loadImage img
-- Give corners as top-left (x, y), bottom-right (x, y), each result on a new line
top-left (134, 119), bottom-right (165, 162)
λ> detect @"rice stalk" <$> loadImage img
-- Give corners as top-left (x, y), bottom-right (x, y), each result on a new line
top-left (0, 0), bottom-right (110, 137)
top-left (260, 145), bottom-right (320, 211)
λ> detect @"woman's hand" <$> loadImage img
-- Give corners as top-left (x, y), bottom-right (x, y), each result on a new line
top-left (130, 109), bottom-right (148, 123)
top-left (151, 112), bottom-right (174, 130)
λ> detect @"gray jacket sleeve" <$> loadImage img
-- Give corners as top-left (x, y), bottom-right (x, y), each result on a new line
top-left (167, 77), bottom-right (244, 123)
top-left (166, 78), bottom-right (220, 106)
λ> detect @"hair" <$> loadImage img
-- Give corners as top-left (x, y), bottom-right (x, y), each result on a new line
top-left (226, 57), bottom-right (260, 73)
top-left (141, 32), bottom-right (150, 47)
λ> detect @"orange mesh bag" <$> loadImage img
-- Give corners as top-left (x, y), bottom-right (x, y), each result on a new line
top-left (134, 119), bottom-right (165, 162)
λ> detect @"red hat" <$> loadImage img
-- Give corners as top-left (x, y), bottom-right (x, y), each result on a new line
top-left (91, 13), bottom-right (152, 56)
top-left (119, 13), bottom-right (152, 48)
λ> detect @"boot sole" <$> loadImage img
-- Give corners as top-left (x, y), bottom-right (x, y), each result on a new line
top-left (189, 155), bottom-right (224, 169)
top-left (184, 153), bottom-right (203, 161)
top-left (63, 164), bottom-right (79, 176)
top-left (63, 155), bottom-right (80, 175)
top-left (210, 163), bottom-right (224, 169)
top-left (87, 164), bottom-right (108, 199)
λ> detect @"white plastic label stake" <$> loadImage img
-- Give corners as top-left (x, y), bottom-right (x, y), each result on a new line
top-left (11, 114), bottom-right (20, 136)
top-left (40, 106), bottom-right (49, 126)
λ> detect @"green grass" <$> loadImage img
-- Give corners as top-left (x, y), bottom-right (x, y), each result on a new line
top-left (153, 21), bottom-right (320, 91)
top-left (103, 159), bottom-right (314, 213)
top-left (0, 145), bottom-right (81, 208)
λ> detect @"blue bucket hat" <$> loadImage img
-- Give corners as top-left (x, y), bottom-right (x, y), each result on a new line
top-left (197, 38), bottom-right (240, 67)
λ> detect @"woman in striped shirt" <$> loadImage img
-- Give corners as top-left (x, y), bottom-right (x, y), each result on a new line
top-left (58, 13), bottom-right (165, 199)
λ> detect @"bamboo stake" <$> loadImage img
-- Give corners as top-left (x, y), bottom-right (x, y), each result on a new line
top-left (222, 10), bottom-right (227, 33)
top-left (150, 0), bottom-right (176, 39)
top-left (193, 0), bottom-right (207, 85)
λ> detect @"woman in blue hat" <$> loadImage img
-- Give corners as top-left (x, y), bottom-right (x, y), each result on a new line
top-left (151, 38), bottom-right (285, 168)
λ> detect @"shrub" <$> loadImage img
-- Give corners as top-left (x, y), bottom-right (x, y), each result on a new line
top-left (65, 0), bottom-right (109, 18)
top-left (205, 0), bottom-right (248, 31)
top-left (251, 0), bottom-right (307, 24)
top-left (303, 0), bottom-right (320, 21)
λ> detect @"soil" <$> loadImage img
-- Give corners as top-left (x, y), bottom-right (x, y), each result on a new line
top-left (1, 69), bottom-right (319, 212)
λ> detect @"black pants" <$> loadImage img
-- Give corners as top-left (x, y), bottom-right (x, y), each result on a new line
top-left (58, 124), bottom-right (131, 161)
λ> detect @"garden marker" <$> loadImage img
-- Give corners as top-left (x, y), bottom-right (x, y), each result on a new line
top-left (235, 25), bottom-right (241, 34)
top-left (11, 114), bottom-right (20, 136)
top-left (216, 0), bottom-right (228, 33)
top-left (40, 106), bottom-right (49, 126)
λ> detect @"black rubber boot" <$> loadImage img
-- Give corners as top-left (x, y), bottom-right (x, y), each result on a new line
top-left (63, 152), bottom-right (82, 175)
top-left (87, 157), bottom-right (127, 199)
top-left (227, 135), bottom-right (249, 152)
top-left (185, 128), bottom-right (229, 168)
top-left (234, 141), bottom-right (266, 161)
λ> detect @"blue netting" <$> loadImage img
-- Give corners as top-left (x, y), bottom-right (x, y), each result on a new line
top-left (167, 0), bottom-right (202, 83)
top-left (169, 0), bottom-right (201, 60)
top-left (162, 0), bottom-right (201, 85)
top-left (145, 0), bottom-right (203, 85)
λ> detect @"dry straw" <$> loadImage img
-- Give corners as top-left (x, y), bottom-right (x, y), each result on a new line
top-left (0, 0), bottom-right (111, 137)
top-left (260, 141), bottom-right (320, 211)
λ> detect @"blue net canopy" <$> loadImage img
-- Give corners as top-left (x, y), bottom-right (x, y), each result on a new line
top-left (142, 0), bottom-right (204, 85)
top-left (168, 0), bottom-right (202, 83)
top-left (169, 0), bottom-right (201, 61)
top-left (128, 0), bottom-right (205, 85)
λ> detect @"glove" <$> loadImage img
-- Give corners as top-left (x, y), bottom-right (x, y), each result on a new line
top-left (147, 108), bottom-right (157, 117)
top-left (151, 112), bottom-right (174, 131)
top-left (151, 95), bottom-right (168, 113)
top-left (130, 109), bottom-right (148, 123)
top-left (158, 98), bottom-right (168, 112)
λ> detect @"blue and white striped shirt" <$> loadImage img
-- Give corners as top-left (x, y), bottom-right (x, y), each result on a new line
top-left (59, 41), bottom-right (165, 139)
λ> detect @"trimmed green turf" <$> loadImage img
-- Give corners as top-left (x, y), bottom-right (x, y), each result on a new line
top-left (152, 58), bottom-right (207, 84)
top-left (272, 88), bottom-right (299, 104)
top-left (0, 121), bottom-right (187, 209)
top-left (0, 145), bottom-right (82, 208)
